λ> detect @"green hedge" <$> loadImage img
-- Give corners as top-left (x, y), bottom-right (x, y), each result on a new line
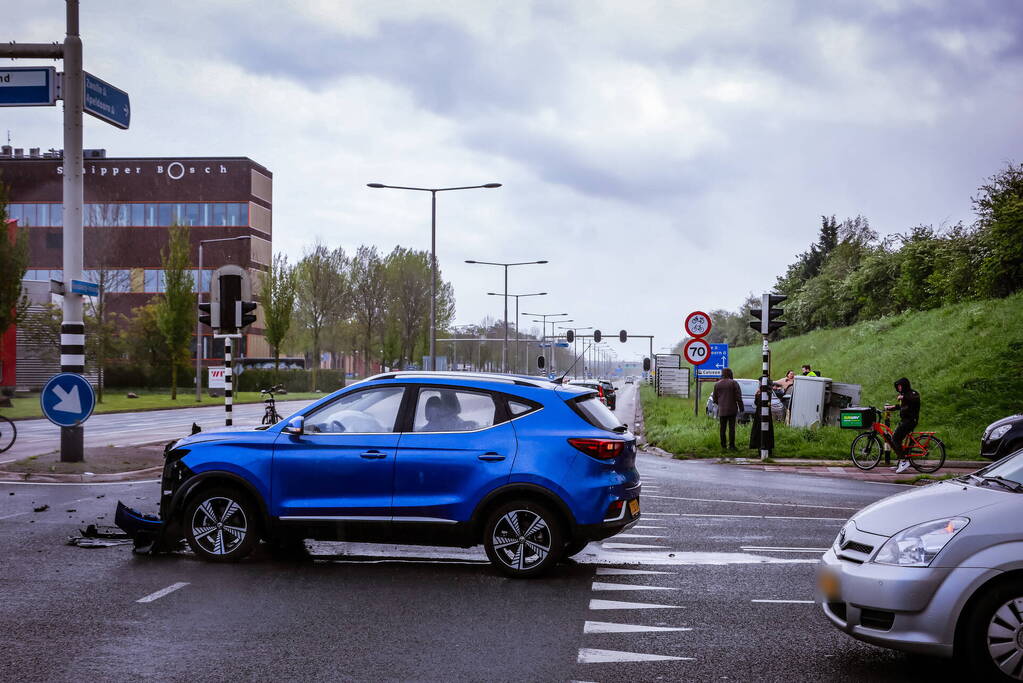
top-left (104, 363), bottom-right (184, 389)
top-left (234, 368), bottom-right (347, 393)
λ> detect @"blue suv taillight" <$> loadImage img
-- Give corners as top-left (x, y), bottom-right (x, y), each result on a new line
top-left (568, 437), bottom-right (624, 460)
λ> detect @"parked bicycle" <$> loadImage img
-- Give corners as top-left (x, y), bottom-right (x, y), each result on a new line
top-left (848, 406), bottom-right (946, 472)
top-left (0, 414), bottom-right (15, 453)
top-left (260, 385), bottom-right (285, 425)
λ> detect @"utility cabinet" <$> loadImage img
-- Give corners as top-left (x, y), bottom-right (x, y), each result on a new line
top-left (788, 375), bottom-right (831, 427)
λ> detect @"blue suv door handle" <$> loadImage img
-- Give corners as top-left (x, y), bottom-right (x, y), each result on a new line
top-left (360, 450), bottom-right (388, 459)
top-left (478, 453), bottom-right (506, 462)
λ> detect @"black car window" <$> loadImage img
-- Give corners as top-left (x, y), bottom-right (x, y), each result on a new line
top-left (305, 386), bottom-right (405, 434)
top-left (570, 395), bottom-right (622, 432)
top-left (413, 388), bottom-right (497, 433)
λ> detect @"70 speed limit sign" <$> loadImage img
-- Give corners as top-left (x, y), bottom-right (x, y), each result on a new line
top-left (683, 338), bottom-right (711, 365)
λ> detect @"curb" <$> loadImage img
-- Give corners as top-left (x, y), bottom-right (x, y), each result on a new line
top-left (0, 464), bottom-right (163, 484)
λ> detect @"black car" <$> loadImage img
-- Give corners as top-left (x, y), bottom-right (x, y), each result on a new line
top-left (598, 380), bottom-right (617, 411)
top-left (981, 414), bottom-right (1023, 460)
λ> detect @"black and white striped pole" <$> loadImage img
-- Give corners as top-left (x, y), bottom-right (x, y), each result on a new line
top-left (759, 337), bottom-right (771, 460)
top-left (749, 292), bottom-right (786, 461)
top-left (224, 336), bottom-right (233, 426)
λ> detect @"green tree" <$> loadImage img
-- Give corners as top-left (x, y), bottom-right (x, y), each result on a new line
top-left (260, 253), bottom-right (297, 377)
top-left (974, 161), bottom-right (1023, 297)
top-left (350, 246), bottom-right (389, 377)
top-left (155, 224), bottom-right (195, 399)
top-left (295, 242), bottom-right (349, 390)
top-left (0, 183), bottom-right (30, 379)
top-left (384, 247), bottom-right (432, 369)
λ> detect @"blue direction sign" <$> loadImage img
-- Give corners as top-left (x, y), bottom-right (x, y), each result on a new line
top-left (696, 343), bottom-right (729, 379)
top-left (84, 71), bottom-right (130, 129)
top-left (70, 279), bottom-right (100, 296)
top-left (40, 373), bottom-right (96, 428)
top-left (0, 67), bottom-right (57, 107)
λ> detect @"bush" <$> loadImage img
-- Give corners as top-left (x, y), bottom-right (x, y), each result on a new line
top-left (234, 368), bottom-right (347, 393)
top-left (104, 363), bottom-right (182, 389)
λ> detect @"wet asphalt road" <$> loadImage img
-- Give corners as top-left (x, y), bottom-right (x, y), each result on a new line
top-left (0, 385), bottom-right (965, 681)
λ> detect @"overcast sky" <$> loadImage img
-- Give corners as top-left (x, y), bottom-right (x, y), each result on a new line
top-left (5, 0), bottom-right (1021, 360)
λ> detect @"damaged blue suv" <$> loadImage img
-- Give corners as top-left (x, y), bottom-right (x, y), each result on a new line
top-left (117, 372), bottom-right (641, 577)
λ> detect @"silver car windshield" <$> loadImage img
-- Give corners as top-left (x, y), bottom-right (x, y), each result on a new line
top-left (981, 449), bottom-right (1023, 486)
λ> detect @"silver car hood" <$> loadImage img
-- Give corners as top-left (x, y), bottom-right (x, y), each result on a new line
top-left (853, 481), bottom-right (1006, 536)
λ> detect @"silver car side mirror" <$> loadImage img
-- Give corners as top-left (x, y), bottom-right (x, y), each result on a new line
top-left (283, 416), bottom-right (304, 436)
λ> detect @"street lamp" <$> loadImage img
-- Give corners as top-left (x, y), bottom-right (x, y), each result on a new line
top-left (467, 259), bottom-right (547, 372)
top-left (195, 235), bottom-right (252, 402)
top-left (367, 182), bottom-right (501, 370)
top-left (525, 313), bottom-right (571, 374)
top-left (487, 291), bottom-right (545, 373)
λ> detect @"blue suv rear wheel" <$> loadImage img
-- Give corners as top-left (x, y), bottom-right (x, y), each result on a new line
top-left (483, 500), bottom-right (564, 577)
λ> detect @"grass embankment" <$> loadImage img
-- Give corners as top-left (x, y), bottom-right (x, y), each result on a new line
top-left (643, 293), bottom-right (1023, 460)
top-left (2, 390), bottom-right (324, 421)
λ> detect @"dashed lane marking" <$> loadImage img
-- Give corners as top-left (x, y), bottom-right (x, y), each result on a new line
top-left (751, 599), bottom-right (815, 604)
top-left (741, 546), bottom-right (828, 553)
top-left (592, 582), bottom-right (675, 592)
top-left (633, 525), bottom-right (667, 530)
top-left (679, 513), bottom-right (846, 521)
top-left (643, 494), bottom-right (858, 511)
top-left (589, 599), bottom-right (682, 610)
top-left (614, 533), bottom-right (663, 538)
top-left (595, 568), bottom-right (674, 576)
top-left (578, 648), bottom-right (693, 664)
top-left (584, 621), bottom-right (692, 634)
top-left (602, 542), bottom-right (669, 549)
top-left (136, 582), bottom-right (190, 604)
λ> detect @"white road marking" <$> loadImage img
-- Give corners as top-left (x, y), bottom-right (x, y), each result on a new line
top-left (578, 548), bottom-right (819, 565)
top-left (592, 582), bottom-right (675, 592)
top-left (596, 568), bottom-right (674, 576)
top-left (0, 511), bottom-right (29, 520)
top-left (0, 479), bottom-right (160, 486)
top-left (602, 542), bottom-right (668, 549)
top-left (644, 494), bottom-right (858, 511)
top-left (639, 512), bottom-right (680, 516)
top-left (633, 525), bottom-right (667, 530)
top-left (679, 513), bottom-right (846, 522)
top-left (741, 546), bottom-right (828, 553)
top-left (589, 599), bottom-right (682, 610)
top-left (136, 582), bottom-right (190, 603)
top-left (584, 621), bottom-right (692, 634)
top-left (578, 648), bottom-right (693, 664)
top-left (751, 599), bottom-right (815, 604)
top-left (614, 533), bottom-right (662, 538)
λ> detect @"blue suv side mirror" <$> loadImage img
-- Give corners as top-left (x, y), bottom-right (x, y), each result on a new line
top-left (283, 416), bottom-right (304, 436)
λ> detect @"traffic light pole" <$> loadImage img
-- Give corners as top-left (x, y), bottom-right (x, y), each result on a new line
top-left (224, 336), bottom-right (233, 426)
top-left (759, 336), bottom-right (771, 461)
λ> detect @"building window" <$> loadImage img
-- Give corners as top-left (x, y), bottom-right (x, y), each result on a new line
top-left (130, 203), bottom-right (144, 226)
top-left (144, 269), bottom-right (166, 293)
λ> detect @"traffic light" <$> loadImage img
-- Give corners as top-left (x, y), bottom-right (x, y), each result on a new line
top-left (237, 301), bottom-right (257, 329)
top-left (198, 302), bottom-right (219, 330)
top-left (642, 357), bottom-right (651, 372)
top-left (749, 293), bottom-right (787, 335)
top-left (619, 329), bottom-right (627, 343)
top-left (593, 329), bottom-right (602, 343)
top-left (566, 330), bottom-right (575, 343)
top-left (537, 355), bottom-right (546, 370)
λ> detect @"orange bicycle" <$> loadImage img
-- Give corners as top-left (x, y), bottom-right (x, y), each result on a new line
top-left (848, 407), bottom-right (946, 473)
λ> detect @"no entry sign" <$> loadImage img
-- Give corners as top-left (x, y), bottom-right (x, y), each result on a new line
top-left (685, 311), bottom-right (712, 338)
top-left (683, 338), bottom-right (711, 365)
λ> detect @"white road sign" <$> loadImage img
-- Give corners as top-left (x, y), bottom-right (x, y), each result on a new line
top-left (656, 367), bottom-right (690, 397)
top-left (683, 338), bottom-right (711, 365)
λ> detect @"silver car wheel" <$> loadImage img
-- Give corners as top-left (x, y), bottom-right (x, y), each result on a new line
top-left (987, 597), bottom-right (1023, 679)
top-left (491, 509), bottom-right (552, 571)
top-left (190, 495), bottom-right (248, 556)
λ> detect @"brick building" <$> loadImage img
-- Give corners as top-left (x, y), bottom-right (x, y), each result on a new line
top-left (0, 147), bottom-right (273, 369)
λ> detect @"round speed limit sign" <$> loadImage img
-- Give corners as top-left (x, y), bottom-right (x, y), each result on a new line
top-left (683, 338), bottom-right (711, 366)
top-left (685, 311), bottom-right (712, 338)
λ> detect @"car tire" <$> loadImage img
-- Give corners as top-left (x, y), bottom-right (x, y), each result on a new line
top-left (961, 579), bottom-right (1023, 681)
top-left (183, 487), bottom-right (259, 562)
top-left (483, 500), bottom-right (563, 578)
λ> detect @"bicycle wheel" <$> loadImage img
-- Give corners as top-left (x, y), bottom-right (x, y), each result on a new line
top-left (0, 416), bottom-right (16, 453)
top-left (850, 432), bottom-right (883, 470)
top-left (910, 437), bottom-right (946, 473)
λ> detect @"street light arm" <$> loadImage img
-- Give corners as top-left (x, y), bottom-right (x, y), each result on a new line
top-left (368, 183), bottom-right (502, 192)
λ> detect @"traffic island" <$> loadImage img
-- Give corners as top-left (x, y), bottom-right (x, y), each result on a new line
top-left (0, 444), bottom-right (165, 482)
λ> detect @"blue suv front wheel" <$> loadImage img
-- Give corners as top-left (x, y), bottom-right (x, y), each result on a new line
top-left (183, 487), bottom-right (259, 562)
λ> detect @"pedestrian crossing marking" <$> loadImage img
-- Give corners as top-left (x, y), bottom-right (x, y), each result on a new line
top-left (577, 648), bottom-right (693, 664)
top-left (584, 621), bottom-right (692, 634)
top-left (592, 582), bottom-right (675, 592)
top-left (589, 599), bottom-right (682, 610)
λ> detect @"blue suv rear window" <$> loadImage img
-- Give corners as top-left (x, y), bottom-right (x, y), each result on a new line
top-left (571, 395), bottom-right (621, 431)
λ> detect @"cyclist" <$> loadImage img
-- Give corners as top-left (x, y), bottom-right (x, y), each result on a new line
top-left (886, 377), bottom-right (920, 473)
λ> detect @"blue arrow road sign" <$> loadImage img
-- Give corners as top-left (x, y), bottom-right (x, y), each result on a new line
top-left (84, 71), bottom-right (130, 129)
top-left (0, 67), bottom-right (57, 107)
top-left (696, 343), bottom-right (729, 378)
top-left (40, 373), bottom-right (96, 428)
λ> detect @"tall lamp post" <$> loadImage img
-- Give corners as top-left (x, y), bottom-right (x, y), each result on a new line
top-left (467, 259), bottom-right (547, 372)
top-left (195, 235), bottom-right (252, 402)
top-left (367, 182), bottom-right (501, 370)
top-left (487, 291), bottom-right (545, 373)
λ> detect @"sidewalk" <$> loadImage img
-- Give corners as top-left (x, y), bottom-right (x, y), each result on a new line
top-left (735, 459), bottom-right (980, 484)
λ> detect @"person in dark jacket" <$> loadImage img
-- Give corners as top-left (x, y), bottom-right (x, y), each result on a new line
top-left (887, 377), bottom-right (921, 473)
top-left (712, 368), bottom-right (744, 450)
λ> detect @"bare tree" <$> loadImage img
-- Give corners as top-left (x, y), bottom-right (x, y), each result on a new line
top-left (84, 204), bottom-right (131, 402)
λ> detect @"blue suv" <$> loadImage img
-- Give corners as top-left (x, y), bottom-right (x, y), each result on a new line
top-left (117, 372), bottom-right (642, 577)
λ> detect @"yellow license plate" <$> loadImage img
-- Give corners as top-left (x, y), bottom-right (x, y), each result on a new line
top-left (628, 499), bottom-right (640, 517)
top-left (817, 571), bottom-right (840, 601)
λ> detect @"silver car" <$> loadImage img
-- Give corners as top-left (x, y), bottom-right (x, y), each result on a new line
top-left (818, 449), bottom-right (1023, 680)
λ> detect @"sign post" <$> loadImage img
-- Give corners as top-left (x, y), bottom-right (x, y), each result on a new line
top-left (1, 1), bottom-right (129, 462)
top-left (683, 311), bottom-right (713, 417)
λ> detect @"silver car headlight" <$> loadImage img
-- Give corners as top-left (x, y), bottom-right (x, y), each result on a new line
top-left (873, 517), bottom-right (969, 567)
top-left (989, 424), bottom-right (1012, 441)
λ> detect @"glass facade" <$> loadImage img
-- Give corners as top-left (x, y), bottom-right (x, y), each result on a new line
top-left (23, 268), bottom-right (210, 294)
top-left (7, 202), bottom-right (249, 227)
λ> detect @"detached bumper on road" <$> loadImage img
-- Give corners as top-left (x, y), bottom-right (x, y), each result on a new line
top-left (114, 501), bottom-right (168, 553)
top-left (817, 548), bottom-right (988, 658)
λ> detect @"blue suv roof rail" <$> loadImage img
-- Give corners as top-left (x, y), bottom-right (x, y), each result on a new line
top-left (366, 371), bottom-right (550, 388)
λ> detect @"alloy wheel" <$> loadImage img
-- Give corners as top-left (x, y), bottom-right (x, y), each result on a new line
top-left (190, 496), bottom-right (248, 556)
top-left (491, 509), bottom-right (553, 571)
